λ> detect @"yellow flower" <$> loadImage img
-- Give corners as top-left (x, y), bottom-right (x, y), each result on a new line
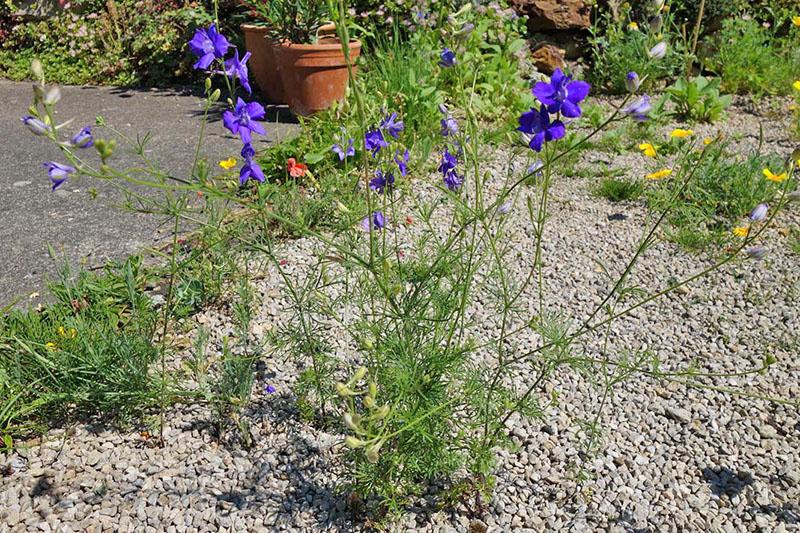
top-left (57, 326), bottom-right (77, 339)
top-left (793, 15), bottom-right (800, 27)
top-left (763, 168), bottom-right (788, 182)
top-left (646, 168), bottom-right (672, 180)
top-left (218, 158), bottom-right (237, 170)
top-left (790, 104), bottom-right (798, 111)
top-left (670, 128), bottom-right (694, 139)
top-left (638, 142), bottom-right (657, 157)
top-left (793, 80), bottom-right (800, 92)
top-left (732, 226), bottom-right (749, 238)
top-left (45, 342), bottom-right (57, 352)
top-left (703, 138), bottom-right (714, 145)
top-left (628, 21), bottom-right (639, 30)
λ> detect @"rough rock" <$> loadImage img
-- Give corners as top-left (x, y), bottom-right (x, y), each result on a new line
top-left (510, 0), bottom-right (591, 30)
top-left (531, 44), bottom-right (566, 74)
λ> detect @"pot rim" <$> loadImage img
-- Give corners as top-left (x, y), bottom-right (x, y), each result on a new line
top-left (277, 39), bottom-right (361, 52)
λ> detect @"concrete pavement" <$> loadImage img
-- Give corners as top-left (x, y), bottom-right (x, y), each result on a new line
top-left (0, 80), bottom-right (299, 304)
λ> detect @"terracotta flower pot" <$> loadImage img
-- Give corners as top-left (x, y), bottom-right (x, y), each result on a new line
top-left (241, 24), bottom-right (284, 103)
top-left (275, 38), bottom-right (361, 116)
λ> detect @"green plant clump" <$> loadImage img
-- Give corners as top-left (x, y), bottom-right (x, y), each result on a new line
top-left (0, 256), bottom-right (159, 447)
top-left (647, 142), bottom-right (788, 249)
top-left (707, 17), bottom-right (800, 96)
top-left (663, 76), bottom-right (732, 123)
top-left (594, 177), bottom-right (644, 202)
top-left (587, 5), bottom-right (685, 93)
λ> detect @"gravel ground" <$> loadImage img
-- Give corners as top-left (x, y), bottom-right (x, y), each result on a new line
top-left (2, 98), bottom-right (799, 532)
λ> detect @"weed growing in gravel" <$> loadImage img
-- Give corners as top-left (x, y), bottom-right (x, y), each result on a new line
top-left (0, 255), bottom-right (159, 448)
top-left (645, 139), bottom-right (789, 249)
top-left (594, 177), bottom-right (644, 202)
top-left (663, 76), bottom-right (732, 123)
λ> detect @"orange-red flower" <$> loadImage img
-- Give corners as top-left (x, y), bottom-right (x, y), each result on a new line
top-left (287, 158), bottom-right (307, 178)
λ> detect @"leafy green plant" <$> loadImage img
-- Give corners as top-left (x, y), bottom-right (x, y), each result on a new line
top-left (0, 1), bottom-right (214, 85)
top-left (594, 177), bottom-right (644, 202)
top-left (707, 17), bottom-right (800, 96)
top-left (663, 76), bottom-right (732, 123)
top-left (0, 256), bottom-right (159, 443)
top-left (240, 0), bottom-right (330, 43)
top-left (646, 142), bottom-right (786, 249)
top-left (587, 5), bottom-right (685, 93)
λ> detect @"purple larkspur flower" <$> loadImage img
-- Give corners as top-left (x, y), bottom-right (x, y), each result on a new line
top-left (749, 203), bottom-right (768, 222)
top-left (69, 126), bottom-right (93, 148)
top-left (517, 106), bottom-right (566, 152)
top-left (188, 24), bottom-right (230, 70)
top-left (440, 116), bottom-right (459, 137)
top-left (241, 143), bottom-right (255, 159)
top-left (380, 112), bottom-right (404, 139)
top-left (498, 200), bottom-right (512, 214)
top-left (438, 149), bottom-right (458, 175)
top-left (21, 115), bottom-right (49, 136)
top-left (240, 157), bottom-right (265, 185)
top-left (369, 169), bottom-right (395, 194)
top-left (626, 72), bottom-right (640, 93)
top-left (395, 149), bottom-right (409, 177)
top-left (439, 48), bottom-right (457, 68)
top-left (365, 128), bottom-right (389, 155)
top-left (332, 137), bottom-right (355, 161)
top-left (222, 98), bottom-right (266, 144)
top-left (443, 170), bottom-right (463, 191)
top-left (224, 49), bottom-right (252, 94)
top-left (265, 384), bottom-right (277, 394)
top-left (43, 161), bottom-right (75, 190)
top-left (622, 95), bottom-right (652, 121)
top-left (532, 68), bottom-right (591, 118)
top-left (239, 143), bottom-right (264, 185)
top-left (361, 211), bottom-right (386, 231)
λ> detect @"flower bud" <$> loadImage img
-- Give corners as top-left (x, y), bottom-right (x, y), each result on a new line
top-left (21, 115), bottom-right (49, 136)
top-left (31, 59), bottom-right (44, 81)
top-left (209, 89), bottom-right (221, 103)
top-left (343, 413), bottom-right (360, 431)
top-left (745, 246), bottom-right (767, 260)
top-left (335, 200), bottom-right (350, 213)
top-left (649, 15), bottom-right (663, 33)
top-left (345, 436), bottom-right (366, 448)
top-left (205, 77), bottom-right (212, 92)
top-left (368, 382), bottom-right (377, 398)
top-left (33, 83), bottom-right (45, 102)
top-left (336, 382), bottom-right (353, 396)
top-left (372, 405), bottom-right (390, 420)
top-left (364, 396), bottom-right (375, 409)
top-left (625, 71), bottom-right (640, 93)
top-left (648, 42), bottom-right (667, 59)
top-left (365, 439), bottom-right (384, 463)
top-left (44, 87), bottom-right (61, 106)
top-left (352, 366), bottom-right (367, 383)
top-left (749, 203), bottom-right (768, 222)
